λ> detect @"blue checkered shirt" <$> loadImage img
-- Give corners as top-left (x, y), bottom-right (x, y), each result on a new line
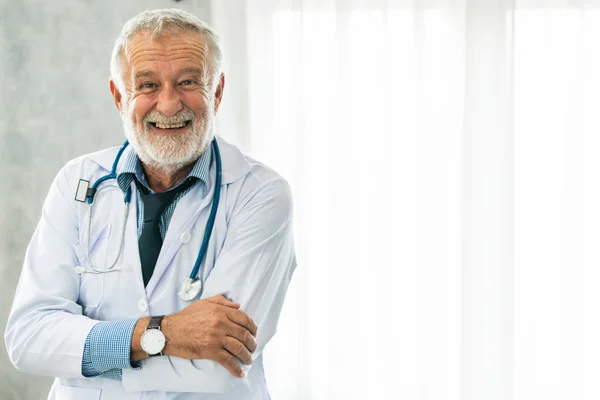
top-left (81, 145), bottom-right (212, 380)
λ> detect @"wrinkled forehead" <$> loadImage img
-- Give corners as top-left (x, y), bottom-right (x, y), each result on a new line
top-left (121, 30), bottom-right (212, 81)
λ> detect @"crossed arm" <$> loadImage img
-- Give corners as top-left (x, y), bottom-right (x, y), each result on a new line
top-left (4, 165), bottom-right (296, 393)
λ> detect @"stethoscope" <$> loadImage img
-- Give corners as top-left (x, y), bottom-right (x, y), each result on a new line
top-left (74, 138), bottom-right (222, 302)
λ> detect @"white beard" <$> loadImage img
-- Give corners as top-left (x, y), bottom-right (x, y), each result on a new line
top-left (122, 103), bottom-right (215, 174)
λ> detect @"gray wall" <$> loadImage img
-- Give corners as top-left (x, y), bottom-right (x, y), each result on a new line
top-left (0, 1), bottom-right (211, 398)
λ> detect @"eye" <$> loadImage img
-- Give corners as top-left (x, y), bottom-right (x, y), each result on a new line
top-left (139, 82), bottom-right (157, 89)
top-left (179, 79), bottom-right (197, 86)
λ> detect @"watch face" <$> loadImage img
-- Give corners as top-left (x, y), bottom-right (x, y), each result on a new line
top-left (141, 329), bottom-right (166, 355)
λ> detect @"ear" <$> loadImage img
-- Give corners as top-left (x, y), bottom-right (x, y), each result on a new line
top-left (109, 79), bottom-right (124, 113)
top-left (213, 73), bottom-right (225, 114)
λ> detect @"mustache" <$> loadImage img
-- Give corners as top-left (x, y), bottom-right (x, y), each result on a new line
top-left (143, 109), bottom-right (196, 125)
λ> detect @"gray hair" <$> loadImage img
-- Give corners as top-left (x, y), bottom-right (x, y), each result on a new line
top-left (110, 9), bottom-right (223, 96)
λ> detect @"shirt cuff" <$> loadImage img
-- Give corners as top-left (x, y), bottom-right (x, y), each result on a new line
top-left (82, 318), bottom-right (139, 378)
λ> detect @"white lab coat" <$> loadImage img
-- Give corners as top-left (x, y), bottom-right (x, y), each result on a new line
top-left (4, 136), bottom-right (296, 400)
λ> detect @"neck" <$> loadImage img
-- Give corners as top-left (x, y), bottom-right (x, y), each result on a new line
top-left (142, 163), bottom-right (194, 193)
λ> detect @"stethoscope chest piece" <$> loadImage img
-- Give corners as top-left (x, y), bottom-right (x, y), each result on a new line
top-left (179, 277), bottom-right (202, 301)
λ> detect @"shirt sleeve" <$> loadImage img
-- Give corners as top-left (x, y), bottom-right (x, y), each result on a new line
top-left (81, 318), bottom-right (140, 379)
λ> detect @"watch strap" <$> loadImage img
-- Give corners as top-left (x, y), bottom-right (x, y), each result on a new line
top-left (147, 315), bottom-right (164, 330)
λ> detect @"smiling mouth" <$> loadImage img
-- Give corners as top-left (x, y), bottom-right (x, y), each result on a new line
top-left (149, 120), bottom-right (192, 130)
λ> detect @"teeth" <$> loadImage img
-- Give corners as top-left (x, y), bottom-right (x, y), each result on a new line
top-left (155, 122), bottom-right (186, 129)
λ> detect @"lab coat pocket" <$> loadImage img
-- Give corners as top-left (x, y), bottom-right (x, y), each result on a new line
top-left (74, 224), bottom-right (111, 309)
top-left (55, 383), bottom-right (101, 400)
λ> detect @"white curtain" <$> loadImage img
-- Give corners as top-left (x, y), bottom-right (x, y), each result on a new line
top-left (210, 0), bottom-right (600, 399)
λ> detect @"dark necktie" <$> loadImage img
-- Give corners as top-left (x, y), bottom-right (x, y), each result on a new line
top-left (136, 178), bottom-right (195, 286)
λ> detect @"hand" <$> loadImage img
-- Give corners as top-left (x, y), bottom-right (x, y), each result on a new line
top-left (161, 295), bottom-right (258, 377)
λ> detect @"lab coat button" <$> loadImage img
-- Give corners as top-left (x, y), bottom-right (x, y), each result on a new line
top-left (138, 299), bottom-right (148, 312)
top-left (181, 232), bottom-right (192, 244)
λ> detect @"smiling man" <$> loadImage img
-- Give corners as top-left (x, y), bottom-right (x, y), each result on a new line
top-left (5, 9), bottom-right (296, 400)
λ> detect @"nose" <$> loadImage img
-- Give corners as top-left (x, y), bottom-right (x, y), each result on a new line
top-left (155, 84), bottom-right (183, 117)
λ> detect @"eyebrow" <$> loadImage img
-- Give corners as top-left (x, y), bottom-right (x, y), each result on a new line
top-left (134, 70), bottom-right (155, 80)
top-left (134, 67), bottom-right (204, 80)
top-left (180, 67), bottom-right (204, 76)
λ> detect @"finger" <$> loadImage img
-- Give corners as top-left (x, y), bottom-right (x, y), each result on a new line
top-left (223, 336), bottom-right (253, 366)
top-left (216, 350), bottom-right (245, 378)
top-left (228, 323), bottom-right (257, 354)
top-left (207, 295), bottom-right (240, 308)
top-left (226, 309), bottom-right (257, 337)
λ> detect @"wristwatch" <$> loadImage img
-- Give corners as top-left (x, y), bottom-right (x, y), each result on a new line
top-left (140, 315), bottom-right (166, 356)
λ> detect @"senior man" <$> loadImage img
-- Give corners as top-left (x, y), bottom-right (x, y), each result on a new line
top-left (5, 8), bottom-right (296, 400)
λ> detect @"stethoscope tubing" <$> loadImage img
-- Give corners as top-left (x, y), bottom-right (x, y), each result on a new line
top-left (189, 139), bottom-right (222, 280)
top-left (82, 138), bottom-right (221, 285)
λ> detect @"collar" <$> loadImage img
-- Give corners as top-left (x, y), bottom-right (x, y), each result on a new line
top-left (115, 143), bottom-right (212, 197)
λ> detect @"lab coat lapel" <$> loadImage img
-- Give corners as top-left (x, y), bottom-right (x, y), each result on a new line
top-left (215, 136), bottom-right (251, 184)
